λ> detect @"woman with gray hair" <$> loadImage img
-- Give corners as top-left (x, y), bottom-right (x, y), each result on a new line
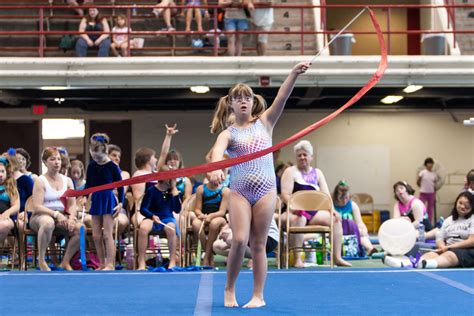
top-left (280, 140), bottom-right (351, 267)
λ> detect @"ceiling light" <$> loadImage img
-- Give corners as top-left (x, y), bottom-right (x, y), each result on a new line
top-left (403, 85), bottom-right (423, 93)
top-left (381, 95), bottom-right (404, 104)
top-left (40, 86), bottom-right (69, 90)
top-left (464, 117), bottom-right (474, 126)
top-left (54, 98), bottom-right (65, 104)
top-left (190, 86), bottom-right (210, 94)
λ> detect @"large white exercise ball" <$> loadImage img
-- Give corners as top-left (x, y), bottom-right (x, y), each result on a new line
top-left (378, 218), bottom-right (416, 255)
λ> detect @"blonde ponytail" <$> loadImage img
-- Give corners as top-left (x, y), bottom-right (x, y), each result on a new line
top-left (210, 95), bottom-right (231, 134)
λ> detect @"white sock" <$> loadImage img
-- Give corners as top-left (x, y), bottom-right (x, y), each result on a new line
top-left (423, 259), bottom-right (438, 269)
top-left (383, 255), bottom-right (405, 268)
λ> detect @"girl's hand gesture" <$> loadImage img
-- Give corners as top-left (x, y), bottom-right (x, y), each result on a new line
top-left (165, 124), bottom-right (179, 136)
top-left (292, 62), bottom-right (311, 75)
top-left (113, 202), bottom-right (123, 217)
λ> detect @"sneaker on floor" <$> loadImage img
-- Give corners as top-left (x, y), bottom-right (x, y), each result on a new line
top-left (382, 255), bottom-right (403, 268)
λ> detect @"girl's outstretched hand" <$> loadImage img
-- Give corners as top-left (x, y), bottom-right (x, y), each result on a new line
top-left (165, 124), bottom-right (179, 136)
top-left (292, 62), bottom-right (311, 75)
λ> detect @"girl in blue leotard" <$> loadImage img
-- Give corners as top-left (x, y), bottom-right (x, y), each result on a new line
top-left (86, 133), bottom-right (124, 270)
top-left (208, 62), bottom-right (310, 308)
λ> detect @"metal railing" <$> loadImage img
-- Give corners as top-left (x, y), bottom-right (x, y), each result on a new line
top-left (0, 2), bottom-right (472, 57)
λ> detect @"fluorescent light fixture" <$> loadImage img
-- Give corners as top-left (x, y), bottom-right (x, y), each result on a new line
top-left (40, 86), bottom-right (69, 90)
top-left (42, 119), bottom-right (85, 139)
top-left (381, 95), bottom-right (404, 104)
top-left (190, 86), bottom-right (210, 94)
top-left (403, 85), bottom-right (423, 93)
top-left (464, 117), bottom-right (474, 126)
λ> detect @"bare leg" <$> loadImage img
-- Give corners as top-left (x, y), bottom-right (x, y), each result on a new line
top-left (195, 8), bottom-right (203, 32)
top-left (137, 219), bottom-right (153, 270)
top-left (227, 34), bottom-right (236, 56)
top-left (310, 211), bottom-right (351, 267)
top-left (91, 215), bottom-right (105, 269)
top-left (33, 215), bottom-right (55, 271)
top-left (164, 223), bottom-right (177, 268)
top-left (235, 33), bottom-right (243, 56)
top-left (225, 192), bottom-right (252, 308)
top-left (102, 215), bottom-right (116, 270)
top-left (185, 8), bottom-right (193, 32)
top-left (421, 251), bottom-right (459, 268)
top-left (110, 43), bottom-right (120, 56)
top-left (59, 222), bottom-right (83, 270)
top-left (288, 213), bottom-right (306, 268)
top-left (243, 191), bottom-right (276, 308)
top-left (0, 219), bottom-right (14, 243)
top-left (120, 42), bottom-right (129, 57)
top-left (204, 217), bottom-right (226, 266)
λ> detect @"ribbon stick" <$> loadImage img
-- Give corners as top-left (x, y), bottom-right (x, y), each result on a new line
top-left (63, 8), bottom-right (387, 200)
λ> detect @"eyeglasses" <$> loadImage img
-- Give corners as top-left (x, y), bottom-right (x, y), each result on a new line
top-left (232, 96), bottom-right (253, 102)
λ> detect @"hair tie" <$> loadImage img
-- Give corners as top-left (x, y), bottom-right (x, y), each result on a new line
top-left (7, 148), bottom-right (16, 156)
top-left (0, 157), bottom-right (9, 166)
top-left (93, 135), bottom-right (106, 143)
top-left (58, 147), bottom-right (69, 156)
top-left (402, 180), bottom-right (408, 186)
top-left (338, 179), bottom-right (348, 186)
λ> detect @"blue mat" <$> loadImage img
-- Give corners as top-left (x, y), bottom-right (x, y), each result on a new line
top-left (0, 269), bottom-right (472, 315)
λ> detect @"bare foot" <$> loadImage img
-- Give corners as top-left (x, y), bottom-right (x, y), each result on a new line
top-left (102, 264), bottom-right (115, 271)
top-left (39, 260), bottom-right (51, 272)
top-left (168, 262), bottom-right (176, 269)
top-left (58, 262), bottom-right (73, 271)
top-left (224, 289), bottom-right (239, 308)
top-left (137, 265), bottom-right (147, 271)
top-left (335, 258), bottom-right (352, 267)
top-left (294, 258), bottom-right (305, 268)
top-left (243, 296), bottom-right (266, 308)
top-left (185, 28), bottom-right (191, 32)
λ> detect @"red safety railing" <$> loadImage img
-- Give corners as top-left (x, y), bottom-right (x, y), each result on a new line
top-left (0, 3), bottom-right (473, 57)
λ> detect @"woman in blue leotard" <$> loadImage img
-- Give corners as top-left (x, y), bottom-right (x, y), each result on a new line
top-left (208, 62), bottom-right (310, 308)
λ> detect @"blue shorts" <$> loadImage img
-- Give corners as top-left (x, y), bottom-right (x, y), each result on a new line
top-left (224, 18), bottom-right (249, 31)
top-left (152, 217), bottom-right (179, 236)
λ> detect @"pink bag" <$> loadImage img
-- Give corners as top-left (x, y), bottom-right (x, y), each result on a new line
top-left (71, 251), bottom-right (100, 270)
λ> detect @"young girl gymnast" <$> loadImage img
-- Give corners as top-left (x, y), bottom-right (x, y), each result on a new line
top-left (208, 61), bottom-right (310, 308)
top-left (85, 133), bottom-right (124, 270)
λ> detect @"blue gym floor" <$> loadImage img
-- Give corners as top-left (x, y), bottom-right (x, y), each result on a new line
top-left (1, 268), bottom-right (473, 315)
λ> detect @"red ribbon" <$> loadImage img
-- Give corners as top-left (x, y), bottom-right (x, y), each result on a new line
top-left (62, 8), bottom-right (387, 200)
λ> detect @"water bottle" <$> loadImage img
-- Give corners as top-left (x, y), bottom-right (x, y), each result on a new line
top-left (417, 220), bottom-right (426, 242)
top-left (132, 3), bottom-right (137, 16)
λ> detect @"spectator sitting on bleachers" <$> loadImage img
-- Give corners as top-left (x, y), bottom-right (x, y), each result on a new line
top-left (250, 0), bottom-right (274, 56)
top-left (75, 7), bottom-right (111, 57)
top-left (181, 0), bottom-right (210, 33)
top-left (393, 181), bottom-right (438, 240)
top-left (110, 14), bottom-right (134, 57)
top-left (280, 140), bottom-right (351, 267)
top-left (218, 0), bottom-right (253, 56)
top-left (152, 0), bottom-right (178, 31)
top-left (418, 191), bottom-right (474, 269)
top-left (333, 180), bottom-right (377, 256)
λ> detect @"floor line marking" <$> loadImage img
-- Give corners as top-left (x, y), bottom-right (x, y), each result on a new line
top-left (194, 273), bottom-right (214, 316)
top-left (417, 271), bottom-right (474, 295)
